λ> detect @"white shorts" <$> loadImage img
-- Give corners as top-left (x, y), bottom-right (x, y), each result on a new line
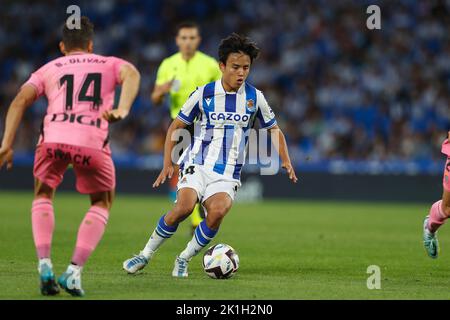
top-left (177, 164), bottom-right (241, 204)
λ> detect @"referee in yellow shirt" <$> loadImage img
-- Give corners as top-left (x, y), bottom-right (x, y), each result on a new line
top-left (151, 21), bottom-right (221, 232)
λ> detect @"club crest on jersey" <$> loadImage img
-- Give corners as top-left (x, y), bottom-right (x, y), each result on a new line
top-left (246, 99), bottom-right (255, 112)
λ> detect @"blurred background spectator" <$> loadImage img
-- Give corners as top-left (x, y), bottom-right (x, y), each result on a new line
top-left (0, 0), bottom-right (449, 173)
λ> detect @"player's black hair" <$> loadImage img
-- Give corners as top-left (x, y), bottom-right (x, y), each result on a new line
top-left (218, 33), bottom-right (260, 64)
top-left (62, 16), bottom-right (94, 51)
top-left (175, 21), bottom-right (201, 36)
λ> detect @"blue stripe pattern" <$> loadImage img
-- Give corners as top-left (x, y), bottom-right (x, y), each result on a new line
top-left (179, 123), bottom-right (196, 168)
top-left (194, 220), bottom-right (218, 247)
top-left (202, 82), bottom-right (216, 125)
top-left (213, 93), bottom-right (237, 174)
top-left (244, 83), bottom-right (257, 127)
top-left (245, 83), bottom-right (257, 112)
top-left (189, 82), bottom-right (215, 166)
top-left (230, 83), bottom-right (258, 179)
top-left (257, 111), bottom-right (277, 128)
top-left (193, 124), bottom-right (214, 165)
top-left (213, 125), bottom-right (234, 174)
top-left (232, 131), bottom-right (250, 179)
top-left (155, 214), bottom-right (178, 239)
top-left (179, 144), bottom-right (191, 169)
top-left (177, 102), bottom-right (199, 125)
top-left (225, 93), bottom-right (237, 113)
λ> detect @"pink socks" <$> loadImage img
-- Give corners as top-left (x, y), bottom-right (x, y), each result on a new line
top-left (428, 200), bottom-right (448, 233)
top-left (71, 206), bottom-right (109, 266)
top-left (31, 198), bottom-right (55, 259)
top-left (32, 199), bottom-right (109, 267)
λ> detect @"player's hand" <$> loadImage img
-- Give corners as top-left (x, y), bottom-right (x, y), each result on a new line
top-left (0, 147), bottom-right (14, 171)
top-left (282, 162), bottom-right (298, 183)
top-left (102, 109), bottom-right (128, 123)
top-left (153, 165), bottom-right (174, 188)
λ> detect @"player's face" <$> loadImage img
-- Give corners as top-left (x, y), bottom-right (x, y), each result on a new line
top-left (176, 28), bottom-right (201, 56)
top-left (220, 52), bottom-right (251, 91)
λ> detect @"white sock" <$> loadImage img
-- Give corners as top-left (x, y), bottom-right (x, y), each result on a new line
top-left (142, 230), bottom-right (166, 259)
top-left (179, 238), bottom-right (204, 261)
top-left (67, 263), bottom-right (83, 274)
top-left (38, 258), bottom-right (52, 272)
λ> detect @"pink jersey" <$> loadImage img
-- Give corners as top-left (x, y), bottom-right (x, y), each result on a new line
top-left (23, 52), bottom-right (132, 150)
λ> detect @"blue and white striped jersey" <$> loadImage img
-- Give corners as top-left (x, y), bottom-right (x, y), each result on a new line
top-left (176, 80), bottom-right (277, 181)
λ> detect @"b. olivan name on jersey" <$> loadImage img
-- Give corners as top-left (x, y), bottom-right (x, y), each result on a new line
top-left (49, 113), bottom-right (105, 129)
top-left (209, 112), bottom-right (251, 126)
top-left (55, 58), bottom-right (107, 67)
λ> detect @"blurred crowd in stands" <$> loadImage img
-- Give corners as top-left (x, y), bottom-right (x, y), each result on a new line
top-left (0, 0), bottom-right (449, 168)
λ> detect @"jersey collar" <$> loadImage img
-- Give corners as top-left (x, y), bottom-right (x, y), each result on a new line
top-left (66, 51), bottom-right (90, 56)
top-left (218, 79), bottom-right (245, 94)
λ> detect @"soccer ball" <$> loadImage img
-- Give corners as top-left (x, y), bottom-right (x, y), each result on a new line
top-left (202, 243), bottom-right (239, 279)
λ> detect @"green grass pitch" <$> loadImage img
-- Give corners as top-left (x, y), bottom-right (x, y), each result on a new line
top-left (0, 191), bottom-right (449, 299)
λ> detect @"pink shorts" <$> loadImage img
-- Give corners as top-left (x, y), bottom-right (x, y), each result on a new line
top-left (33, 143), bottom-right (115, 194)
top-left (442, 140), bottom-right (450, 191)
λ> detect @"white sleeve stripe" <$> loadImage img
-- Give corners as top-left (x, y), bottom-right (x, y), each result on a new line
top-left (262, 119), bottom-right (277, 129)
top-left (177, 114), bottom-right (192, 125)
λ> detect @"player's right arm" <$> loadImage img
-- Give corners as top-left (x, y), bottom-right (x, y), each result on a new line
top-left (0, 85), bottom-right (37, 170)
top-left (103, 63), bottom-right (141, 123)
top-left (153, 89), bottom-right (200, 188)
top-left (151, 59), bottom-right (174, 105)
top-left (152, 117), bottom-right (188, 188)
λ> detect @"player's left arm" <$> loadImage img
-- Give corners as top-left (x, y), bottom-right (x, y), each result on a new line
top-left (268, 124), bottom-right (298, 183)
top-left (103, 63), bottom-right (141, 123)
top-left (0, 84), bottom-right (37, 170)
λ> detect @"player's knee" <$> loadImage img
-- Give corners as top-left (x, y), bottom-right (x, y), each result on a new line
top-left (207, 204), bottom-right (229, 221)
top-left (171, 202), bottom-right (196, 221)
top-left (90, 190), bottom-right (114, 210)
top-left (34, 182), bottom-right (54, 199)
top-left (178, 202), bottom-right (197, 216)
top-left (91, 198), bottom-right (112, 210)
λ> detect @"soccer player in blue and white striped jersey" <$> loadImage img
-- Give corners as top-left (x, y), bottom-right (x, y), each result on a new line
top-left (123, 33), bottom-right (297, 277)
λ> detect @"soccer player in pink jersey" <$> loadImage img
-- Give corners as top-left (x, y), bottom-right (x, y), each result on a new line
top-left (423, 132), bottom-right (450, 258)
top-left (0, 17), bottom-right (140, 296)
